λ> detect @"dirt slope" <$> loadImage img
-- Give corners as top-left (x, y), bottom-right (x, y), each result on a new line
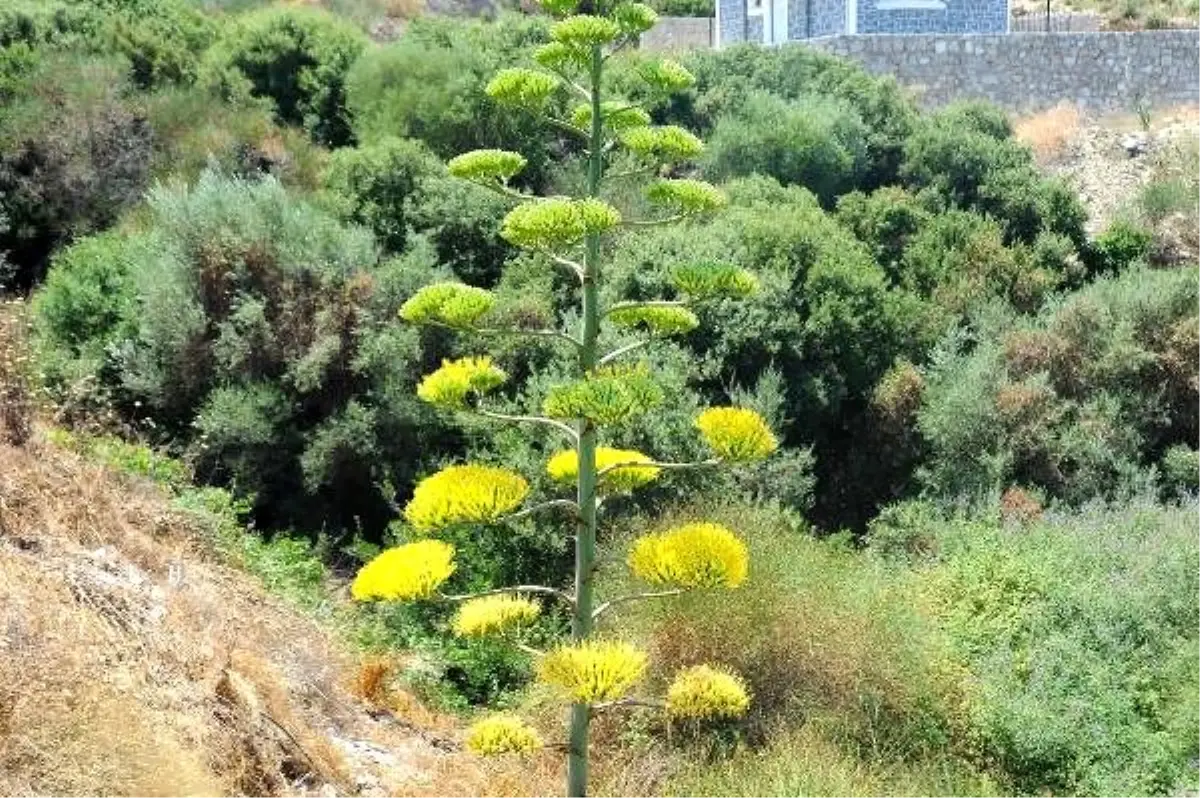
top-left (0, 435), bottom-right (496, 797)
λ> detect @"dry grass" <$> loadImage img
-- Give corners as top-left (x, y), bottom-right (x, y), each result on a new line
top-left (0, 435), bottom-right (505, 797)
top-left (1014, 103), bottom-right (1083, 164)
top-left (0, 299), bottom-right (33, 446)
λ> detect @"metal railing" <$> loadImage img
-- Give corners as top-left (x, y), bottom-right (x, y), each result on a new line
top-left (1009, 10), bottom-right (1103, 31)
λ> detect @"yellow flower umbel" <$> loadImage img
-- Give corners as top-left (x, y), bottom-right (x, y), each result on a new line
top-left (695, 407), bottom-right (778, 462)
top-left (465, 714), bottom-right (543, 756)
top-left (404, 464), bottom-right (530, 532)
top-left (537, 641), bottom-right (648, 703)
top-left (416, 356), bottom-right (507, 410)
top-left (666, 665), bottom-right (751, 720)
top-left (351, 540), bottom-right (456, 601)
top-left (546, 447), bottom-right (661, 492)
top-left (628, 522), bottom-right (748, 588)
top-left (452, 594), bottom-right (541, 638)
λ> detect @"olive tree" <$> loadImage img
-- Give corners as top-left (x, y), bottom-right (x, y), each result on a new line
top-left (350, 5), bottom-right (775, 795)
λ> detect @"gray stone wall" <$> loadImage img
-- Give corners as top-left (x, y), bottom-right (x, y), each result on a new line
top-left (642, 16), bottom-right (713, 50)
top-left (718, 0), bottom-right (746, 45)
top-left (805, 31), bottom-right (1200, 110)
top-left (811, 0), bottom-right (847, 36)
top-left (856, 0), bottom-right (1007, 34)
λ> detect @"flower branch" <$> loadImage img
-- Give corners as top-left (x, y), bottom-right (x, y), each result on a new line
top-left (439, 584), bottom-right (576, 605)
top-left (591, 589), bottom-right (684, 621)
top-left (477, 406), bottom-right (581, 442)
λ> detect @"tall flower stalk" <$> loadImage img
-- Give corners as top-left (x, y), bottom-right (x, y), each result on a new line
top-left (353, 5), bottom-right (775, 795)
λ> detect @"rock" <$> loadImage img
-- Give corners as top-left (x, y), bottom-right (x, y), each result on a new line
top-left (1121, 132), bottom-right (1149, 157)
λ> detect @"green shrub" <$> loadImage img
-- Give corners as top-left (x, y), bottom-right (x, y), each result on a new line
top-left (702, 92), bottom-right (869, 206)
top-left (34, 170), bottom-right (460, 537)
top-left (918, 266), bottom-right (1199, 505)
top-left (901, 104), bottom-right (1086, 248)
top-left (905, 499), bottom-right (1199, 795)
top-left (323, 136), bottom-right (514, 284)
top-left (836, 187), bottom-right (933, 281)
top-left (605, 177), bottom-right (929, 529)
top-left (207, 7), bottom-right (366, 147)
top-left (900, 210), bottom-right (1061, 314)
top-left (324, 137), bottom-right (443, 254)
top-left (635, 43), bottom-right (917, 189)
top-left (1159, 444), bottom-right (1199, 500)
top-left (89, 0), bottom-right (216, 88)
top-left (346, 15), bottom-right (556, 190)
top-left (0, 54), bottom-right (152, 289)
top-left (1088, 217), bottom-right (1154, 274)
top-left (646, 0), bottom-right (715, 15)
top-left (144, 86), bottom-right (328, 190)
top-left (0, 0), bottom-right (215, 90)
top-left (608, 501), bottom-right (964, 758)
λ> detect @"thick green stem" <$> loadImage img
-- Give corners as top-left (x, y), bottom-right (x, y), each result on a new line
top-left (567, 40), bottom-right (606, 798)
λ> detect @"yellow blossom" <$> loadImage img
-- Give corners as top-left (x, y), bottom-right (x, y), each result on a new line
top-left (695, 407), bottom-right (777, 462)
top-left (399, 282), bottom-right (494, 327)
top-left (537, 640), bottom-right (648, 703)
top-left (452, 594), bottom-right (541, 637)
top-left (416, 357), bottom-right (507, 409)
top-left (350, 540), bottom-right (456, 602)
top-left (404, 464), bottom-right (530, 532)
top-left (465, 714), bottom-right (543, 756)
top-left (628, 522), bottom-right (748, 588)
top-left (666, 664), bottom-right (751, 719)
top-left (546, 447), bottom-right (661, 492)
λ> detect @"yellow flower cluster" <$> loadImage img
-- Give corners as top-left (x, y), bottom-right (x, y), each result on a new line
top-left (695, 407), bottom-right (778, 462)
top-left (452, 594), bottom-right (541, 638)
top-left (486, 68), bottom-right (560, 109)
top-left (628, 522), bottom-right (748, 588)
top-left (447, 149), bottom-right (527, 183)
top-left (542, 364), bottom-right (663, 426)
top-left (672, 262), bottom-right (759, 300)
top-left (666, 665), bottom-right (751, 719)
top-left (570, 101), bottom-right (651, 132)
top-left (546, 447), bottom-right (661, 492)
top-left (350, 540), bottom-right (456, 602)
top-left (404, 464), bottom-right (530, 532)
top-left (607, 304), bottom-right (699, 336)
top-left (537, 640), bottom-right (648, 703)
top-left (400, 282), bottom-right (495, 328)
top-left (465, 714), bottom-right (543, 756)
top-left (639, 58), bottom-right (696, 92)
top-left (645, 178), bottom-right (726, 215)
top-left (550, 14), bottom-right (621, 47)
top-left (416, 356), bottom-right (507, 410)
top-left (619, 126), bottom-right (704, 163)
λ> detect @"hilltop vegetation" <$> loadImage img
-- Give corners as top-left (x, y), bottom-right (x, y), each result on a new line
top-left (1, 1), bottom-right (1196, 796)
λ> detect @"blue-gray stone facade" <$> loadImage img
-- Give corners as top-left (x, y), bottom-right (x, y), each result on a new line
top-left (856, 0), bottom-right (1006, 33)
top-left (717, 0), bottom-right (1007, 44)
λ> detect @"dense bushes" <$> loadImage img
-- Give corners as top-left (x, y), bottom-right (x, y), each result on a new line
top-left (702, 92), bottom-right (869, 206)
top-left (876, 499), bottom-right (1199, 796)
top-left (0, 0), bottom-right (215, 90)
top-left (917, 265), bottom-right (1199, 504)
top-left (0, 54), bottom-right (152, 289)
top-left (345, 15), bottom-right (557, 190)
top-left (207, 7), bottom-right (366, 147)
top-left (900, 101), bottom-right (1087, 248)
top-left (662, 44), bottom-right (919, 190)
top-left (322, 136), bottom-right (512, 283)
top-left (34, 171), bottom-right (459, 534)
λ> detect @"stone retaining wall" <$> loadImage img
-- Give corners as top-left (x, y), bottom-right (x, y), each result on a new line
top-left (805, 31), bottom-right (1199, 110)
top-left (641, 16), bottom-right (713, 50)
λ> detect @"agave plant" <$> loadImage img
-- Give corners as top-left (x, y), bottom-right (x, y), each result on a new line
top-left (352, 4), bottom-right (774, 794)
